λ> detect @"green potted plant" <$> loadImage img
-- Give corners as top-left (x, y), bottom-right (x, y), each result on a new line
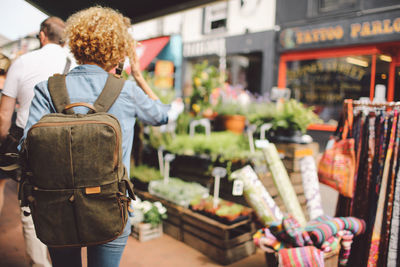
top-left (130, 165), bottom-right (163, 191)
top-left (267, 99), bottom-right (321, 143)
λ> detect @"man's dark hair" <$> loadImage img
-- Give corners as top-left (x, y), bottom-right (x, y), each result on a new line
top-left (40, 17), bottom-right (66, 45)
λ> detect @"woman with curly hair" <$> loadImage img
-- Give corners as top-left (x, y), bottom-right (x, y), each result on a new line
top-left (23, 6), bottom-right (173, 267)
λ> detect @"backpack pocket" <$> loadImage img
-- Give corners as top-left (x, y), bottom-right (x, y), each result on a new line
top-left (31, 181), bottom-right (127, 247)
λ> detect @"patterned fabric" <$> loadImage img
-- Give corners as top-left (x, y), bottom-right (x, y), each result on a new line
top-left (278, 246), bottom-right (325, 267)
top-left (367, 112), bottom-right (397, 266)
top-left (300, 156), bottom-right (324, 220)
top-left (270, 215), bottom-right (313, 247)
top-left (379, 115), bottom-right (400, 267)
top-left (261, 143), bottom-right (307, 226)
top-left (253, 228), bottom-right (284, 252)
top-left (230, 165), bottom-right (283, 224)
top-left (305, 216), bottom-right (366, 247)
top-left (338, 231), bottom-right (354, 266)
top-left (254, 215), bottom-right (366, 266)
top-left (387, 159), bottom-right (400, 266)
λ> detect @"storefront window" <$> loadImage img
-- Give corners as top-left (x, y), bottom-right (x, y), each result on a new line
top-left (184, 52), bottom-right (262, 96)
top-left (286, 55), bottom-right (371, 123)
top-left (318, 0), bottom-right (357, 12)
top-left (375, 55), bottom-right (390, 100)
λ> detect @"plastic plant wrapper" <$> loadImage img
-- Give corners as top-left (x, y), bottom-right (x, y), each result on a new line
top-left (230, 165), bottom-right (283, 225)
top-left (260, 143), bottom-right (307, 226)
top-left (149, 177), bottom-right (209, 208)
top-left (299, 156), bottom-right (324, 220)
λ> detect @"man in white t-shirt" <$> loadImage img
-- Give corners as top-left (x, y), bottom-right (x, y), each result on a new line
top-left (0, 17), bottom-right (75, 267)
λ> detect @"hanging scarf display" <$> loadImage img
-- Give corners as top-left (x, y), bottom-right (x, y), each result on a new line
top-left (333, 100), bottom-right (400, 266)
top-left (367, 112), bottom-right (397, 266)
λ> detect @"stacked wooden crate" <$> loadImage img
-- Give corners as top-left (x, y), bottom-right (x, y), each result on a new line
top-left (134, 190), bottom-right (256, 265)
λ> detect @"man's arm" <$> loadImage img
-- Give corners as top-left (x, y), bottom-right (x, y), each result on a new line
top-left (0, 95), bottom-right (16, 142)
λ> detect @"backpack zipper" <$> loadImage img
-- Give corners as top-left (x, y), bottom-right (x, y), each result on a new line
top-left (29, 120), bottom-right (120, 169)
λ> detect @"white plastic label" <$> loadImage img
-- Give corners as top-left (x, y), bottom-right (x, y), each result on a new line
top-left (232, 180), bottom-right (244, 196)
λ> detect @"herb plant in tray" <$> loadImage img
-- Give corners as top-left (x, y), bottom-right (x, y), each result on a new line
top-left (190, 196), bottom-right (252, 225)
top-left (130, 165), bottom-right (162, 191)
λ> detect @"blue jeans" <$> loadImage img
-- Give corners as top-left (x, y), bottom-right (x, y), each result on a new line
top-left (48, 221), bottom-right (131, 267)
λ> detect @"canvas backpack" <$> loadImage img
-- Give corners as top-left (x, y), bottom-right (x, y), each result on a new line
top-left (19, 73), bottom-right (135, 247)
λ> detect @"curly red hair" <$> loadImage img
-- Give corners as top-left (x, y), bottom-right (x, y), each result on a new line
top-left (65, 6), bottom-right (134, 71)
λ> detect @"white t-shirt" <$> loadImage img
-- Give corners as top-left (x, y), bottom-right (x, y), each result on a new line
top-left (2, 43), bottom-right (76, 128)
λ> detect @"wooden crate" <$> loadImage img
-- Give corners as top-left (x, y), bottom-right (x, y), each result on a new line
top-left (275, 142), bottom-right (319, 172)
top-left (135, 189), bottom-right (257, 265)
top-left (182, 208), bottom-right (257, 265)
top-left (274, 142), bottom-right (319, 160)
top-left (131, 223), bottom-right (163, 242)
top-left (135, 190), bottom-right (185, 241)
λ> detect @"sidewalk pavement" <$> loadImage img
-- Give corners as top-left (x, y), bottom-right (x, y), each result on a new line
top-left (0, 180), bottom-right (265, 267)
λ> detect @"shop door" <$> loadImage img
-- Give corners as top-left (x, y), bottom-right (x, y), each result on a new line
top-left (395, 67), bottom-right (400, 102)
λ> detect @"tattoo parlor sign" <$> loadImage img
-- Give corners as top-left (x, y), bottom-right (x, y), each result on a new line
top-left (279, 11), bottom-right (400, 50)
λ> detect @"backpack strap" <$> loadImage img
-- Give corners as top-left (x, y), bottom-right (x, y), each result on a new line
top-left (92, 74), bottom-right (125, 113)
top-left (63, 58), bottom-right (71, 74)
top-left (48, 73), bottom-right (124, 114)
top-left (48, 74), bottom-right (74, 114)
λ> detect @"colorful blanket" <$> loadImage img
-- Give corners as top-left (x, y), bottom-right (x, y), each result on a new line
top-left (254, 215), bottom-right (366, 266)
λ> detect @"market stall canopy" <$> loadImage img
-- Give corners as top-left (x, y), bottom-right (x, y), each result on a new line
top-left (26, 0), bottom-right (218, 23)
top-left (137, 36), bottom-right (170, 70)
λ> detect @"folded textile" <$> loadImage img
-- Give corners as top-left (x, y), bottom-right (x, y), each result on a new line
top-left (270, 215), bottom-right (313, 247)
top-left (338, 231), bottom-right (354, 266)
top-left (254, 215), bottom-right (365, 266)
top-left (253, 228), bottom-right (285, 252)
top-left (278, 246), bottom-right (325, 267)
top-left (305, 215), bottom-right (366, 247)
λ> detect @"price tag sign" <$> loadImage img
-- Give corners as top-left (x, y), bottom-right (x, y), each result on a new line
top-left (163, 154), bottom-right (175, 184)
top-left (164, 154), bottom-right (175, 162)
top-left (189, 119), bottom-right (211, 137)
top-left (232, 180), bottom-right (244, 196)
top-left (212, 167), bottom-right (227, 208)
top-left (212, 167), bottom-right (227, 178)
top-left (157, 146), bottom-right (165, 175)
top-left (247, 124), bottom-right (257, 154)
top-left (259, 123), bottom-right (272, 140)
top-left (255, 139), bottom-right (270, 149)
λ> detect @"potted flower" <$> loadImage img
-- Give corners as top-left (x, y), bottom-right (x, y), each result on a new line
top-left (214, 102), bottom-right (248, 134)
top-left (189, 60), bottom-right (222, 117)
top-left (130, 198), bottom-right (167, 241)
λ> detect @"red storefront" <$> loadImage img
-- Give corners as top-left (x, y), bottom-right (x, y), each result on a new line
top-left (277, 11), bottom-right (400, 131)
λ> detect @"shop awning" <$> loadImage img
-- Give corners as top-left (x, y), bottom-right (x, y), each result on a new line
top-left (26, 0), bottom-right (218, 24)
top-left (136, 36), bottom-right (170, 71)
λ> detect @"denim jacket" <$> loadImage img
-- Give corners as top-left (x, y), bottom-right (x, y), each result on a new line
top-left (23, 64), bottom-right (170, 176)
